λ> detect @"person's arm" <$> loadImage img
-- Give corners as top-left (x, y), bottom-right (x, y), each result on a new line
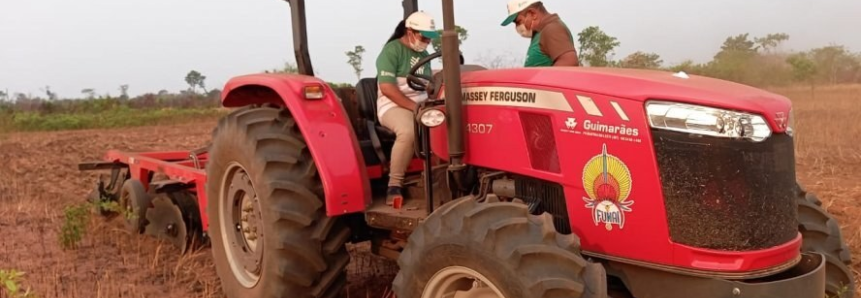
top-left (554, 51), bottom-right (580, 66)
top-left (379, 83), bottom-right (418, 111)
top-left (376, 46), bottom-right (418, 111)
top-left (540, 23), bottom-right (580, 67)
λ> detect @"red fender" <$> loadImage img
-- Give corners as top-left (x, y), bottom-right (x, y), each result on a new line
top-left (221, 73), bottom-right (371, 217)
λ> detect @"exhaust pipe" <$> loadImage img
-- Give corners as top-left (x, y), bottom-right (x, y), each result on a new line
top-left (440, 0), bottom-right (466, 190)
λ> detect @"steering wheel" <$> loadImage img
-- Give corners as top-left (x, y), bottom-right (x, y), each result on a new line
top-left (407, 51), bottom-right (443, 92)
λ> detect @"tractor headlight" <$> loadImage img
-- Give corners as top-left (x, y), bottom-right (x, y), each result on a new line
top-left (419, 108), bottom-right (446, 128)
top-left (646, 101), bottom-right (772, 142)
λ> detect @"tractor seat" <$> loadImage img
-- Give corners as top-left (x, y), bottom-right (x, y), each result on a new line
top-left (356, 78), bottom-right (396, 168)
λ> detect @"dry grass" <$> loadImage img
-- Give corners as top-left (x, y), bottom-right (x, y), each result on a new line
top-left (1, 85), bottom-right (859, 297)
top-left (770, 84), bottom-right (861, 167)
top-left (0, 122), bottom-right (400, 298)
top-left (768, 84), bottom-right (861, 296)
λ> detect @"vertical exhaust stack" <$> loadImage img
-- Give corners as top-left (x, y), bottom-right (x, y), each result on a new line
top-left (441, 0), bottom-right (466, 178)
top-left (286, 0), bottom-right (313, 76)
top-left (402, 0), bottom-right (419, 18)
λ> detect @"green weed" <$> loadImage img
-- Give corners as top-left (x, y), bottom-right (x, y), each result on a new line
top-left (58, 202), bottom-right (91, 250)
top-left (0, 269), bottom-right (38, 298)
top-left (58, 194), bottom-right (136, 250)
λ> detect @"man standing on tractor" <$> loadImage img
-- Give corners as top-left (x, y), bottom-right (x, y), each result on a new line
top-left (375, 11), bottom-right (439, 205)
top-left (502, 0), bottom-right (580, 67)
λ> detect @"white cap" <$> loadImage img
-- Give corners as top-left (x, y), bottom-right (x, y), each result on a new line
top-left (406, 11), bottom-right (440, 39)
top-left (502, 0), bottom-right (541, 26)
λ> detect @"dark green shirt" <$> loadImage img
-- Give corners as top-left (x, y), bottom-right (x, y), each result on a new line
top-left (524, 14), bottom-right (577, 67)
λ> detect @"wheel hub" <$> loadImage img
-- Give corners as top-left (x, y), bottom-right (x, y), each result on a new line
top-left (239, 193), bottom-right (262, 252)
top-left (221, 164), bottom-right (265, 288)
top-left (422, 266), bottom-right (506, 298)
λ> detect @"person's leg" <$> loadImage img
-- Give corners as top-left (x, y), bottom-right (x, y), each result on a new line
top-left (379, 107), bottom-right (416, 204)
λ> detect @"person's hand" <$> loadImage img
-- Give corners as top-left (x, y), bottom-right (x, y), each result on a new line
top-left (427, 83), bottom-right (435, 96)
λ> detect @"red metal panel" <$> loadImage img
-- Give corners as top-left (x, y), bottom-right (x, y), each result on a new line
top-left (456, 67), bottom-right (792, 133)
top-left (430, 78), bottom-right (798, 274)
top-left (104, 150), bottom-right (211, 229)
top-left (221, 74), bottom-right (372, 217)
top-left (672, 234), bottom-right (802, 272)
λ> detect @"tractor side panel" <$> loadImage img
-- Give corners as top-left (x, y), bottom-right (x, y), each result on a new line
top-left (429, 80), bottom-right (800, 274)
top-left (432, 82), bottom-right (673, 263)
top-left (222, 74), bottom-right (372, 217)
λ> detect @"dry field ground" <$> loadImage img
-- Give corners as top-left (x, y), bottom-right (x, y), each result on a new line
top-left (0, 84), bottom-right (859, 297)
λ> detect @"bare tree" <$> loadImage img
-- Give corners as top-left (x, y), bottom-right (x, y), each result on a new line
top-left (346, 45), bottom-right (366, 80)
top-left (185, 70), bottom-right (207, 94)
top-left (119, 85), bottom-right (129, 99)
top-left (41, 86), bottom-right (58, 100)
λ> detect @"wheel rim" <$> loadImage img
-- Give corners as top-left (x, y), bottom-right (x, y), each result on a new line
top-left (220, 163), bottom-right (265, 288)
top-left (422, 266), bottom-right (506, 298)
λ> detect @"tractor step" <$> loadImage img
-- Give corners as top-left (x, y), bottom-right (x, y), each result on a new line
top-left (365, 196), bottom-right (427, 232)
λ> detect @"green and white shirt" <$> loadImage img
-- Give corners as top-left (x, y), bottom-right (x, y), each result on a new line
top-left (375, 39), bottom-right (432, 118)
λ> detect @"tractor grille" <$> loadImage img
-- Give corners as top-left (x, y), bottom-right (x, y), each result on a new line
top-left (653, 130), bottom-right (798, 251)
top-left (519, 112), bottom-right (561, 173)
top-left (515, 177), bottom-right (571, 235)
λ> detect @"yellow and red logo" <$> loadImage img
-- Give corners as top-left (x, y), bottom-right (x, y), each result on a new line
top-left (582, 144), bottom-right (634, 231)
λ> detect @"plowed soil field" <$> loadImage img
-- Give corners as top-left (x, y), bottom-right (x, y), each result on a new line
top-left (1, 85), bottom-right (859, 297)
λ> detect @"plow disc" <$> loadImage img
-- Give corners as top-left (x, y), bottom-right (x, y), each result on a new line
top-left (143, 189), bottom-right (204, 254)
top-left (145, 194), bottom-right (189, 252)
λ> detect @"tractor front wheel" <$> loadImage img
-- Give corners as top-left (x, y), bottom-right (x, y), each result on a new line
top-left (393, 198), bottom-right (606, 298)
top-left (796, 184), bottom-right (855, 298)
top-left (206, 105), bottom-right (351, 298)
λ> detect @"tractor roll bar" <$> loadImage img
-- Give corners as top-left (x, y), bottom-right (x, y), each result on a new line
top-left (284, 0), bottom-right (419, 76)
top-left (285, 0), bottom-right (314, 76)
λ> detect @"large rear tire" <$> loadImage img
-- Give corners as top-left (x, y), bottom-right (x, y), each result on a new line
top-left (393, 198), bottom-right (606, 298)
top-left (797, 184), bottom-right (855, 298)
top-left (206, 105), bottom-right (351, 298)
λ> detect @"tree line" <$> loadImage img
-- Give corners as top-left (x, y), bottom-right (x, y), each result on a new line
top-left (576, 27), bottom-right (860, 88)
top-left (1, 26), bottom-right (857, 113)
top-left (340, 25), bottom-right (859, 90)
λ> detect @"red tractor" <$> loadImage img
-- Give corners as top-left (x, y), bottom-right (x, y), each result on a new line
top-left (80, 0), bottom-right (855, 297)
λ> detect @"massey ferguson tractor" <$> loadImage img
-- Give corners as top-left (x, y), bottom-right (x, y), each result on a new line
top-left (79, 0), bottom-right (855, 297)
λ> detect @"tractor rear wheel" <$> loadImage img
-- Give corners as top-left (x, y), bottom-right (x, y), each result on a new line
top-left (206, 105), bottom-right (351, 298)
top-left (797, 184), bottom-right (854, 298)
top-left (393, 198), bottom-right (606, 298)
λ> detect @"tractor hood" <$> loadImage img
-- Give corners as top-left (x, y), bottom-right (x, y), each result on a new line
top-left (459, 67), bottom-right (792, 133)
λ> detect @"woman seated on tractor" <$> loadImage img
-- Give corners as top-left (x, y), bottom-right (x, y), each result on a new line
top-left (374, 11), bottom-right (439, 205)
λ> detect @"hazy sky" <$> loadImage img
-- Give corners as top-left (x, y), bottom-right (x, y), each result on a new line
top-left (1, 0), bottom-right (860, 98)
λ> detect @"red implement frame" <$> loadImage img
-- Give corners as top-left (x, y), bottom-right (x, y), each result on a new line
top-left (89, 149), bottom-right (426, 232)
top-left (99, 150), bottom-right (211, 228)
